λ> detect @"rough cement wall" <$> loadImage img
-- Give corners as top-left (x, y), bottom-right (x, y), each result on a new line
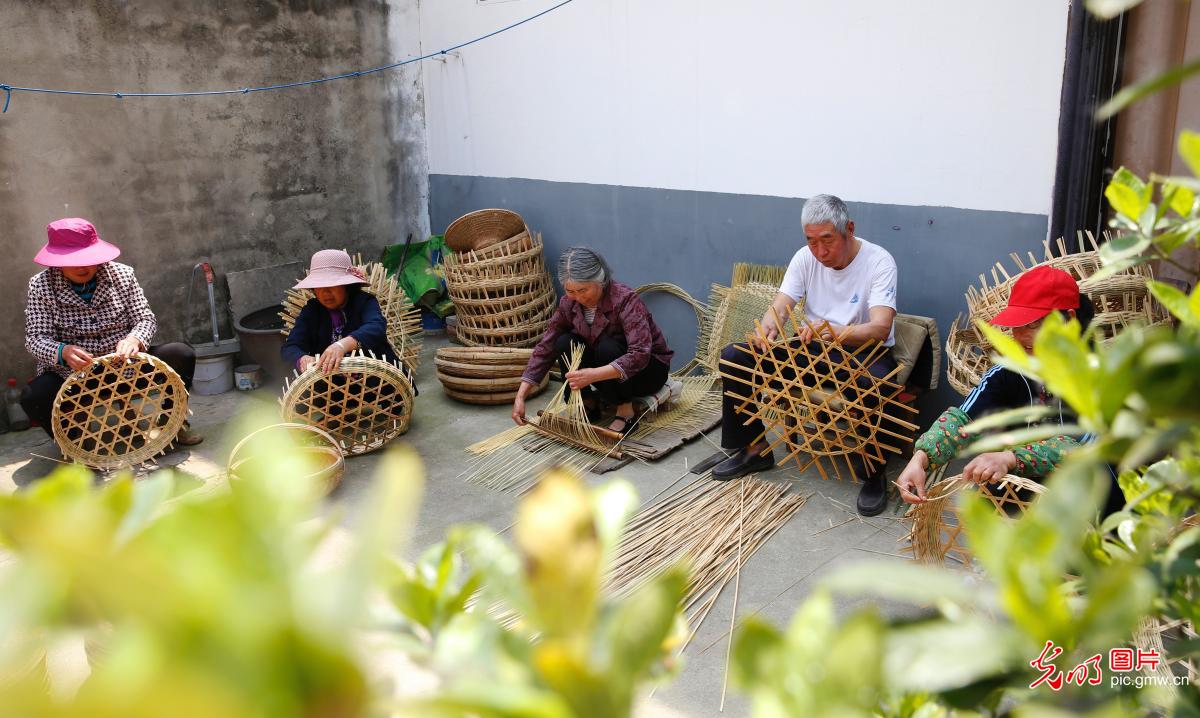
top-left (0, 0), bottom-right (428, 379)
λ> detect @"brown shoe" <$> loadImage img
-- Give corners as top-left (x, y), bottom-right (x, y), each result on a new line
top-left (175, 421), bottom-right (204, 447)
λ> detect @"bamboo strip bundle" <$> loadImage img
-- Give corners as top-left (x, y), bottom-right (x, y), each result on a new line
top-left (461, 346), bottom-right (625, 493)
top-left (605, 475), bottom-right (807, 637)
top-left (279, 258), bottom-right (423, 374)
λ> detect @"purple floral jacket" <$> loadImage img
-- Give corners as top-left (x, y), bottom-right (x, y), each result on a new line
top-left (522, 281), bottom-right (674, 385)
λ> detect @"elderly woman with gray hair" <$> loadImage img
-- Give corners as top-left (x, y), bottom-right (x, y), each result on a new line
top-left (513, 247), bottom-right (674, 433)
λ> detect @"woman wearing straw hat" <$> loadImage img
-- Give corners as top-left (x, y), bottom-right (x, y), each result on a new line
top-left (894, 265), bottom-right (1122, 513)
top-left (513, 246), bottom-right (674, 434)
top-left (21, 218), bottom-right (202, 445)
top-left (282, 249), bottom-right (402, 376)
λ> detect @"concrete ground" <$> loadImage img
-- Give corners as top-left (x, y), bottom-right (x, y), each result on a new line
top-left (0, 336), bottom-right (919, 717)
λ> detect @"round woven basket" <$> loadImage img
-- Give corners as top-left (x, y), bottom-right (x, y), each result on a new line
top-left (465, 229), bottom-right (534, 261)
top-left (436, 346), bottom-right (535, 363)
top-left (444, 209), bottom-right (528, 253)
top-left (280, 354), bottom-right (414, 456)
top-left (227, 422), bottom-right (345, 494)
top-left (904, 473), bottom-right (1046, 566)
top-left (441, 373), bottom-right (550, 405)
top-left (51, 352), bottom-right (190, 470)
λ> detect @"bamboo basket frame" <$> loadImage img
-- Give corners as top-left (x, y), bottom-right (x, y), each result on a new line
top-left (903, 473), bottom-right (1046, 566)
top-left (434, 357), bottom-right (528, 378)
top-left (718, 313), bottom-right (918, 482)
top-left (227, 422), bottom-right (345, 494)
top-left (51, 352), bottom-right (190, 470)
top-left (946, 234), bottom-right (1170, 396)
top-left (279, 353), bottom-right (414, 456)
top-left (280, 259), bottom-right (423, 374)
top-left (444, 208), bottom-right (527, 253)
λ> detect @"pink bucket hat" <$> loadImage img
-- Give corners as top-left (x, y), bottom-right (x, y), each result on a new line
top-left (293, 249), bottom-right (367, 289)
top-left (34, 218), bottom-right (121, 267)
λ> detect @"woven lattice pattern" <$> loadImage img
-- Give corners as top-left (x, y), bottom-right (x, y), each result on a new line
top-left (719, 316), bottom-right (917, 482)
top-left (280, 353), bottom-right (414, 456)
top-left (902, 473), bottom-right (1046, 566)
top-left (227, 422), bottom-right (345, 494)
top-left (52, 352), bottom-right (189, 470)
top-left (280, 259), bottom-right (423, 374)
top-left (698, 283), bottom-right (804, 372)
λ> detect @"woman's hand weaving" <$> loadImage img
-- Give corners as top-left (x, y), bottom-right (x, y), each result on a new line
top-left (62, 344), bottom-right (94, 372)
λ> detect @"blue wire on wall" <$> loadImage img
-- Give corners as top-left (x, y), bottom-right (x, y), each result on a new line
top-left (0, 0), bottom-right (577, 114)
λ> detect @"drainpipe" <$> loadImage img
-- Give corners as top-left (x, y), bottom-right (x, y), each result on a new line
top-left (1049, 0), bottom-right (1126, 251)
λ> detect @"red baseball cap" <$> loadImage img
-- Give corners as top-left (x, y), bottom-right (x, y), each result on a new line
top-left (990, 265), bottom-right (1080, 328)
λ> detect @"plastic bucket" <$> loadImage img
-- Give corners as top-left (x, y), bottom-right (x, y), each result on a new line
top-left (193, 354), bottom-right (234, 395)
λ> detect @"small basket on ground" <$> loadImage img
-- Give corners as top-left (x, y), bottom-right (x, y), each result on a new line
top-left (227, 422), bottom-right (345, 494)
top-left (51, 352), bottom-right (190, 470)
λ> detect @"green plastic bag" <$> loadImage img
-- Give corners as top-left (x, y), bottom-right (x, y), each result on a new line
top-left (381, 235), bottom-right (448, 311)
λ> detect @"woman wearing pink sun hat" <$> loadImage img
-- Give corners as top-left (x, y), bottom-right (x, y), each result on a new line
top-left (281, 249), bottom-right (405, 378)
top-left (21, 218), bottom-right (202, 446)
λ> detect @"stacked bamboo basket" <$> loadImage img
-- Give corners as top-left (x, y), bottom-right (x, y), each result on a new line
top-left (435, 346), bottom-right (548, 405)
top-left (442, 209), bottom-right (557, 349)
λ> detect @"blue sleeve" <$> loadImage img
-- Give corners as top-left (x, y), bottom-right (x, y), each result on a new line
top-left (958, 365), bottom-right (1028, 420)
top-left (282, 302), bottom-right (319, 367)
top-left (348, 295), bottom-right (388, 352)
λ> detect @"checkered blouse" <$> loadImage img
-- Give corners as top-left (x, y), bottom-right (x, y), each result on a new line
top-left (24, 262), bottom-right (157, 378)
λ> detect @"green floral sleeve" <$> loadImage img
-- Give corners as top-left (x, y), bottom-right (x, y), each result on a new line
top-left (913, 407), bottom-right (973, 469)
top-left (914, 407), bottom-right (1081, 478)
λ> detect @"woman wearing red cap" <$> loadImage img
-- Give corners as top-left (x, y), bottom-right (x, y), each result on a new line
top-left (21, 218), bottom-right (202, 445)
top-left (896, 266), bottom-right (1097, 505)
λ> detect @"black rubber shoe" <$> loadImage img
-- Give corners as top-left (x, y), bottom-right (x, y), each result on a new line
top-left (856, 463), bottom-right (889, 516)
top-left (712, 447), bottom-right (775, 481)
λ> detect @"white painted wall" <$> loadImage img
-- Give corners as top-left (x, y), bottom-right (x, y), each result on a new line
top-left (419, 0), bottom-right (1071, 216)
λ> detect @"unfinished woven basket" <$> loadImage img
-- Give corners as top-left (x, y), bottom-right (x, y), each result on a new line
top-left (280, 353), bottom-right (414, 456)
top-left (51, 352), bottom-right (190, 470)
top-left (946, 234), bottom-right (1170, 396)
top-left (903, 473), bottom-right (1046, 566)
top-left (280, 259), bottom-right (424, 374)
top-left (227, 422), bottom-right (345, 494)
top-left (444, 208), bottom-right (528, 253)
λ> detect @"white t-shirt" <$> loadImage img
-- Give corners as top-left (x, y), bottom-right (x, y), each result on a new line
top-left (778, 237), bottom-right (898, 347)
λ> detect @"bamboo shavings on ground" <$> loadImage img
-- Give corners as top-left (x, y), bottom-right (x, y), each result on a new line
top-left (604, 474), bottom-right (806, 648)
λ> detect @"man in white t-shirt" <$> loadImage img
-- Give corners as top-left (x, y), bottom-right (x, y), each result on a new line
top-left (713, 194), bottom-right (900, 516)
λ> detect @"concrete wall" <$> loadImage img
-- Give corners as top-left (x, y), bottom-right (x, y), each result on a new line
top-left (420, 0), bottom-right (1072, 408)
top-left (0, 0), bottom-right (428, 378)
